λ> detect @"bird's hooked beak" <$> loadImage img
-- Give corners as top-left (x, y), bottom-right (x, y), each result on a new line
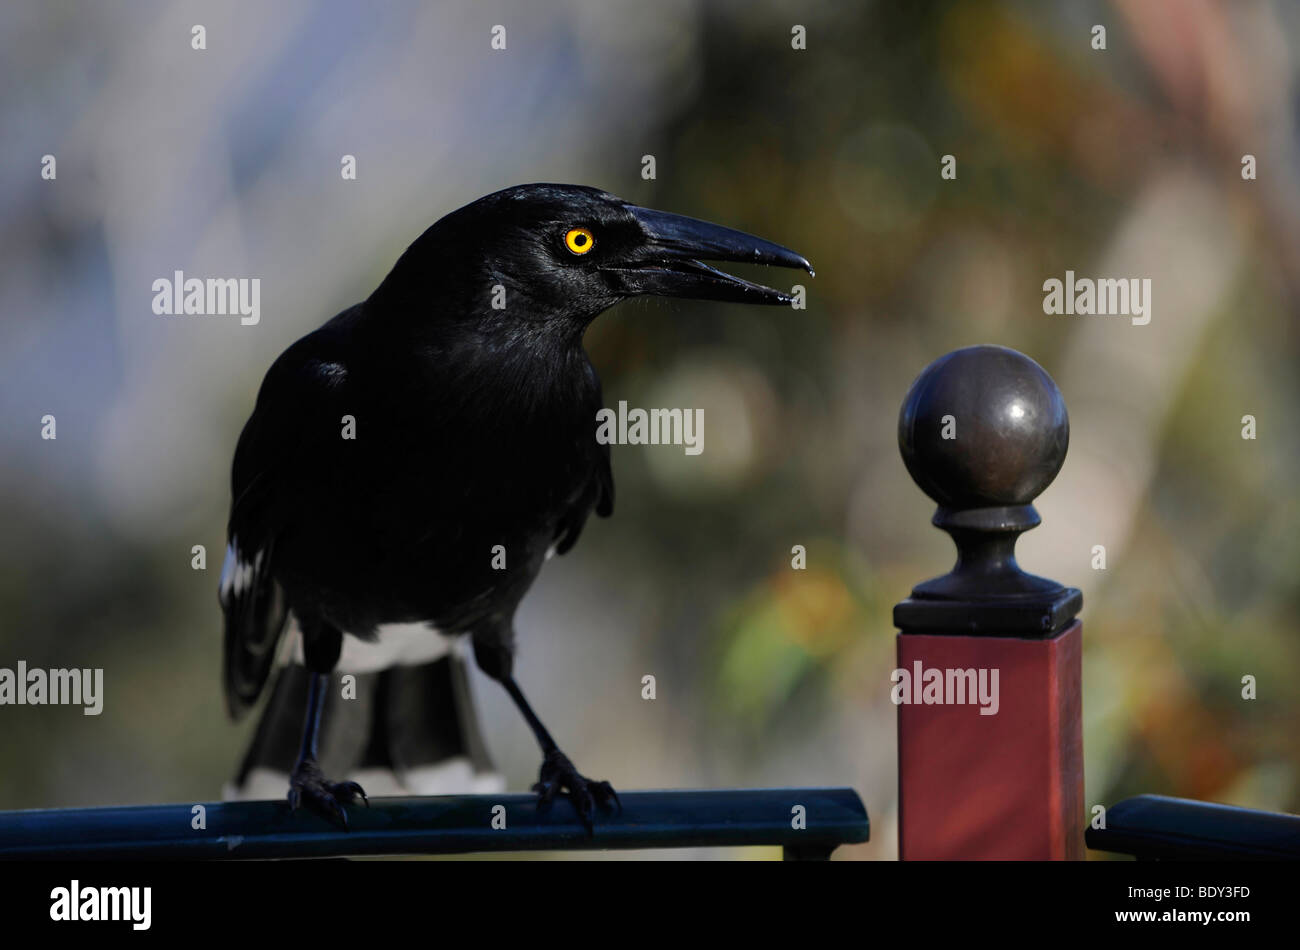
top-left (604, 206), bottom-right (814, 305)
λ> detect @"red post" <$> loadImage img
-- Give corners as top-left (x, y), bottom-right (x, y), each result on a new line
top-left (893, 346), bottom-right (1084, 860)
top-left (897, 623), bottom-right (1084, 859)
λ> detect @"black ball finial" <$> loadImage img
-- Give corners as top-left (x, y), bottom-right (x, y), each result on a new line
top-left (899, 345), bottom-right (1069, 508)
top-left (894, 345), bottom-right (1082, 636)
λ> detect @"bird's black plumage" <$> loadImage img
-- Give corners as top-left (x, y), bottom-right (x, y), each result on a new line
top-left (219, 183), bottom-right (811, 825)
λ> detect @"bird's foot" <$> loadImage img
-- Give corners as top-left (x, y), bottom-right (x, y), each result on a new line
top-left (287, 758), bottom-right (368, 829)
top-left (532, 748), bottom-right (620, 832)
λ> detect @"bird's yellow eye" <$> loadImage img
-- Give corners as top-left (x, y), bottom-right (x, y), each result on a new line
top-left (564, 227), bottom-right (595, 255)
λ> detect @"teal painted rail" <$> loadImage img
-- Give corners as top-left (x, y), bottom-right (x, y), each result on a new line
top-left (0, 787), bottom-right (868, 860)
top-left (1086, 794), bottom-right (1300, 860)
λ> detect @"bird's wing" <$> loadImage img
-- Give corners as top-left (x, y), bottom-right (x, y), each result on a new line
top-left (552, 403), bottom-right (614, 556)
top-left (221, 338), bottom-right (352, 718)
top-left (550, 357), bottom-right (614, 557)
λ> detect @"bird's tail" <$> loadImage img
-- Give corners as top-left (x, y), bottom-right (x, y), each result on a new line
top-left (223, 621), bottom-right (503, 800)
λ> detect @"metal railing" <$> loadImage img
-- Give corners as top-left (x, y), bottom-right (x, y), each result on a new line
top-left (1086, 794), bottom-right (1300, 861)
top-left (0, 787), bottom-right (869, 860)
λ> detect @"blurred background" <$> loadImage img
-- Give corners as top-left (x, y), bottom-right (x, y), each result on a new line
top-left (1, 0), bottom-right (1298, 860)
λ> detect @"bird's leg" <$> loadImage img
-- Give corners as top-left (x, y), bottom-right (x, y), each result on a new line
top-left (502, 676), bottom-right (620, 829)
top-left (287, 672), bottom-right (368, 828)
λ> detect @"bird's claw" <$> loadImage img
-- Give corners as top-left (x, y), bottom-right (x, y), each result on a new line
top-left (287, 759), bottom-right (368, 830)
top-left (532, 749), bottom-right (620, 832)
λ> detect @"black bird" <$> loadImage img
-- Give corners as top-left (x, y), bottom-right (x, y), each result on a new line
top-left (220, 183), bottom-right (812, 827)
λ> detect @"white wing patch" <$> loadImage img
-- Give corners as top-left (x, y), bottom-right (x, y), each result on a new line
top-left (219, 539), bottom-right (263, 604)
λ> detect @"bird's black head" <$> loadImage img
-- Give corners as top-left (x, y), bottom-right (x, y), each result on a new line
top-left (374, 183), bottom-right (813, 338)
